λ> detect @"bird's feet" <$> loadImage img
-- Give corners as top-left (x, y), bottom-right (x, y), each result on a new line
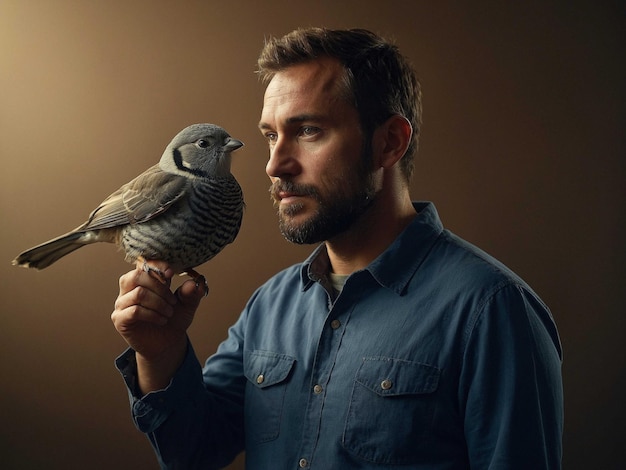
top-left (182, 268), bottom-right (209, 297)
top-left (139, 259), bottom-right (208, 297)
top-left (141, 258), bottom-right (169, 284)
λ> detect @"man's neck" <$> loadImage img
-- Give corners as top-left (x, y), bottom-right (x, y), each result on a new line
top-left (326, 193), bottom-right (416, 275)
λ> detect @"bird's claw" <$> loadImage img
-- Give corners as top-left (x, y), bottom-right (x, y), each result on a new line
top-left (183, 268), bottom-right (209, 297)
top-left (140, 259), bottom-right (208, 296)
top-left (195, 275), bottom-right (209, 297)
top-left (142, 259), bottom-right (168, 284)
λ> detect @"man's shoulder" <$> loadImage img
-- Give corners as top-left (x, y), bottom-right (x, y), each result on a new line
top-left (428, 229), bottom-right (530, 293)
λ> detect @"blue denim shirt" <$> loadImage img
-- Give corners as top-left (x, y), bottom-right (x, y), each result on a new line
top-left (116, 202), bottom-right (563, 469)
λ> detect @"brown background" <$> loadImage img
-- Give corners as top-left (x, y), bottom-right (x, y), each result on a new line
top-left (1, 1), bottom-right (623, 469)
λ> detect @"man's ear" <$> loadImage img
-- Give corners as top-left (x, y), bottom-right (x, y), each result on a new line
top-left (373, 114), bottom-right (413, 169)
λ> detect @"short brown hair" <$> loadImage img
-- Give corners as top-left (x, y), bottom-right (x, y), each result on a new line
top-left (257, 27), bottom-right (422, 182)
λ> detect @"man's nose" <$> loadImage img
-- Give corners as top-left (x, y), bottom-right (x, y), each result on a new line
top-left (266, 137), bottom-right (300, 179)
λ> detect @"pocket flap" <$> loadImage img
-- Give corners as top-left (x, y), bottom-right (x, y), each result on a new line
top-left (355, 357), bottom-right (440, 396)
top-left (244, 350), bottom-right (296, 389)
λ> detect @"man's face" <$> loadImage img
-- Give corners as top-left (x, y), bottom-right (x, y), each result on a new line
top-left (259, 58), bottom-right (376, 244)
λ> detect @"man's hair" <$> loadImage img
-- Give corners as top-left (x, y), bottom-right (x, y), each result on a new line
top-left (257, 27), bottom-right (422, 183)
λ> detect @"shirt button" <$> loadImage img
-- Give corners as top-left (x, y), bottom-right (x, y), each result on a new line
top-left (381, 379), bottom-right (393, 390)
top-left (256, 374), bottom-right (265, 384)
top-left (330, 319), bottom-right (341, 329)
top-left (299, 458), bottom-right (308, 467)
top-left (313, 384), bottom-right (323, 394)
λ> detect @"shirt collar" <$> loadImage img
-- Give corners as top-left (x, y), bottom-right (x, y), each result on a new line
top-left (300, 202), bottom-right (444, 295)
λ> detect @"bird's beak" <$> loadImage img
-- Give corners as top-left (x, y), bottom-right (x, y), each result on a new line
top-left (224, 138), bottom-right (244, 152)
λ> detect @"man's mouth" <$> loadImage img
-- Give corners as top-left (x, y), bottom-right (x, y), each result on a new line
top-left (276, 191), bottom-right (303, 203)
top-left (270, 182), bottom-right (317, 206)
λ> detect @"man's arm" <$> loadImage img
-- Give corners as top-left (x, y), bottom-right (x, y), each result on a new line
top-left (111, 261), bottom-right (246, 468)
top-left (460, 283), bottom-right (563, 469)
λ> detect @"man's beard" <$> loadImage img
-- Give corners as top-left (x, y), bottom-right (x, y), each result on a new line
top-left (270, 151), bottom-right (377, 245)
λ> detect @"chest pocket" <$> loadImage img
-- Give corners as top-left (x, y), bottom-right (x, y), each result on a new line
top-left (342, 356), bottom-right (440, 465)
top-left (244, 350), bottom-right (296, 444)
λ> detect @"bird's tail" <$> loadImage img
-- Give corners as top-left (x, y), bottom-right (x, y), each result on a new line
top-left (12, 232), bottom-right (89, 270)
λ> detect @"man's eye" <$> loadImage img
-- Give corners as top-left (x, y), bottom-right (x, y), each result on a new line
top-left (300, 126), bottom-right (319, 137)
top-left (265, 132), bottom-right (278, 143)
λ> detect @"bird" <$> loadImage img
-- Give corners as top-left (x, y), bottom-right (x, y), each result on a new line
top-left (12, 123), bottom-right (244, 292)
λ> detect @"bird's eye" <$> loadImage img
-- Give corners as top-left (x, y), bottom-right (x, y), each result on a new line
top-left (196, 139), bottom-right (210, 148)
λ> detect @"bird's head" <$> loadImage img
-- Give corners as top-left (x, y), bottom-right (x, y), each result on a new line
top-left (159, 123), bottom-right (244, 178)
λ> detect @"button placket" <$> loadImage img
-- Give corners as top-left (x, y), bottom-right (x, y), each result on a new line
top-left (295, 288), bottom-right (353, 469)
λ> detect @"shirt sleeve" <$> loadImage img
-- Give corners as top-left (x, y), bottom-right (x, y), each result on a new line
top-left (460, 282), bottom-right (563, 469)
top-left (115, 334), bottom-right (246, 469)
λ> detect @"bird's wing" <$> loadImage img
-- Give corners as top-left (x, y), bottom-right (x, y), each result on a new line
top-left (78, 165), bottom-right (189, 230)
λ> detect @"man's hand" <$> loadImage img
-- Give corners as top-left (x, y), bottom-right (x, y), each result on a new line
top-left (111, 260), bottom-right (206, 394)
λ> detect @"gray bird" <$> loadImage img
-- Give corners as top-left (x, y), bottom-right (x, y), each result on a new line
top-left (12, 123), bottom-right (244, 289)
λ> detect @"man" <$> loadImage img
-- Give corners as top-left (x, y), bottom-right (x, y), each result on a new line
top-left (112, 28), bottom-right (563, 469)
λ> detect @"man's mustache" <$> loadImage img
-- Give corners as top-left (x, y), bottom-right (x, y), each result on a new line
top-left (269, 180), bottom-right (320, 202)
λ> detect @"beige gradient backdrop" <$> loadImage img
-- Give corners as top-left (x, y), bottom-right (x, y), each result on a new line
top-left (1, 1), bottom-right (623, 469)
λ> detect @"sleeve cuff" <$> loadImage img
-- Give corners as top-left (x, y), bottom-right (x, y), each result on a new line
top-left (114, 340), bottom-right (205, 433)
